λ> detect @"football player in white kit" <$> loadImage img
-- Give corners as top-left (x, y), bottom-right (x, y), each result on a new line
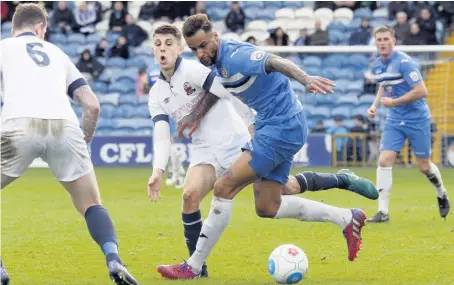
top-left (146, 24), bottom-right (379, 278)
top-left (0, 4), bottom-right (138, 285)
top-left (147, 25), bottom-right (255, 277)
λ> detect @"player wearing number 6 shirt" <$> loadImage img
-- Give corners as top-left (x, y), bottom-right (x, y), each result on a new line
top-left (0, 4), bottom-right (138, 285)
top-left (366, 25), bottom-right (449, 223)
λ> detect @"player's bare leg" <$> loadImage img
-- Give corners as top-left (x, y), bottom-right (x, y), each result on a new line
top-left (61, 171), bottom-right (139, 285)
top-left (367, 150), bottom-right (396, 223)
top-left (181, 164), bottom-right (217, 277)
top-left (416, 158), bottom-right (450, 219)
top-left (283, 170), bottom-right (378, 200)
top-left (157, 152), bottom-right (366, 279)
top-left (157, 151), bottom-right (258, 279)
top-left (253, 180), bottom-right (365, 261)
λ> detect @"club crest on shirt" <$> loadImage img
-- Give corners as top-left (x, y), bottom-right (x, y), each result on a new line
top-left (221, 67), bottom-right (228, 78)
top-left (250, 50), bottom-right (264, 61)
top-left (183, 82), bottom-right (196, 95)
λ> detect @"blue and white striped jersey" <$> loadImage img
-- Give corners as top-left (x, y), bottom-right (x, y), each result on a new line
top-left (371, 51), bottom-right (430, 123)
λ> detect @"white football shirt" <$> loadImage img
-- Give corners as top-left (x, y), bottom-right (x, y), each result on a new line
top-left (148, 57), bottom-right (253, 149)
top-left (0, 32), bottom-right (86, 124)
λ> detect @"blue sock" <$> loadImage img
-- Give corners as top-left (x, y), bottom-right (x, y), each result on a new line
top-left (182, 210), bottom-right (203, 256)
top-left (84, 205), bottom-right (121, 264)
top-left (295, 172), bottom-right (347, 193)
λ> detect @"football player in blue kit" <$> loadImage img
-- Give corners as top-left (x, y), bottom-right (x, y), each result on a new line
top-left (366, 25), bottom-right (449, 223)
top-left (157, 14), bottom-right (376, 279)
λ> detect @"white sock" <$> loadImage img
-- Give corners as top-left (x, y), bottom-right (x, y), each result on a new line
top-left (426, 162), bottom-right (447, 198)
top-left (187, 197), bottom-right (233, 273)
top-left (274, 196), bottom-right (352, 229)
top-left (377, 167), bottom-right (392, 215)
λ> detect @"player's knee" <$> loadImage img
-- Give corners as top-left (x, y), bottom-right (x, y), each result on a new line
top-left (213, 179), bottom-right (234, 199)
top-left (418, 159), bottom-right (430, 174)
top-left (182, 187), bottom-right (202, 206)
top-left (254, 202), bottom-right (278, 218)
top-left (378, 152), bottom-right (395, 167)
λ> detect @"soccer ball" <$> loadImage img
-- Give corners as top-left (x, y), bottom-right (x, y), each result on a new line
top-left (268, 244), bottom-right (309, 284)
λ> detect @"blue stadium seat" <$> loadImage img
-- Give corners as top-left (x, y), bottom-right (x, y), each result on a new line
top-left (49, 33), bottom-right (67, 44)
top-left (107, 32), bottom-right (120, 45)
top-left (329, 30), bottom-right (348, 46)
top-left (67, 33), bottom-right (86, 45)
top-left (321, 67), bottom-right (342, 80)
top-left (1, 22), bottom-right (12, 33)
top-left (119, 96), bottom-right (138, 105)
top-left (358, 94), bottom-right (376, 107)
top-left (90, 81), bottom-right (108, 93)
top-left (99, 94), bottom-right (120, 105)
top-left (108, 82), bottom-right (130, 93)
top-left (343, 119), bottom-right (354, 129)
top-left (351, 106), bottom-right (369, 117)
top-left (263, 1), bottom-right (283, 8)
top-left (347, 18), bottom-right (362, 31)
top-left (60, 45), bottom-right (80, 57)
top-left (317, 95), bottom-right (337, 109)
top-left (291, 80), bottom-right (305, 94)
top-left (86, 33), bottom-right (102, 44)
top-left (126, 57), bottom-right (147, 69)
top-left (209, 8), bottom-right (229, 21)
top-left (204, 1), bottom-right (229, 9)
top-left (334, 79), bottom-right (349, 93)
top-left (337, 69), bottom-right (356, 80)
top-left (257, 8), bottom-right (277, 21)
top-left (310, 106), bottom-right (330, 121)
top-left (328, 21), bottom-right (347, 33)
top-left (300, 94), bottom-right (317, 105)
top-left (323, 54), bottom-right (348, 68)
top-left (243, 1), bottom-right (264, 8)
top-left (353, 8), bottom-right (372, 19)
top-left (106, 57), bottom-right (126, 68)
top-left (346, 54), bottom-right (369, 69)
top-left (100, 103), bottom-right (116, 118)
top-left (337, 95), bottom-right (358, 109)
top-left (369, 18), bottom-right (393, 28)
top-left (302, 56), bottom-right (322, 68)
top-left (244, 7), bottom-right (259, 20)
top-left (331, 106), bottom-right (351, 119)
top-left (134, 46), bottom-right (153, 57)
top-left (283, 1), bottom-right (304, 8)
top-left (347, 80), bottom-right (364, 93)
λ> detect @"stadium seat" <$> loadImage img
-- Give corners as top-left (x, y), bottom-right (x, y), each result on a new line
top-left (60, 45), bottom-right (80, 57)
top-left (244, 7), bottom-right (259, 20)
top-left (256, 8), bottom-right (277, 21)
top-left (1, 22), bottom-right (12, 33)
top-left (100, 103), bottom-right (116, 118)
top-left (334, 79), bottom-right (350, 93)
top-left (86, 33), bottom-right (102, 45)
top-left (317, 94), bottom-right (337, 108)
top-left (49, 33), bottom-right (67, 45)
top-left (333, 8), bottom-right (354, 24)
top-left (95, 20), bottom-right (109, 37)
top-left (263, 1), bottom-right (283, 9)
top-left (247, 20), bottom-right (268, 32)
top-left (321, 67), bottom-right (342, 80)
top-left (106, 32), bottom-right (120, 45)
top-left (134, 46), bottom-right (153, 57)
top-left (372, 7), bottom-right (388, 20)
top-left (295, 7), bottom-right (314, 20)
top-left (351, 106), bottom-right (369, 117)
top-left (90, 81), bottom-right (108, 93)
top-left (243, 1), bottom-right (264, 8)
top-left (108, 82), bottom-right (130, 94)
top-left (358, 94), bottom-right (376, 106)
top-left (329, 29), bottom-right (347, 45)
top-left (353, 8), bottom-right (372, 19)
top-left (347, 18), bottom-right (362, 31)
top-left (67, 33), bottom-right (86, 45)
top-left (337, 95), bottom-right (358, 109)
top-left (291, 80), bottom-right (305, 94)
top-left (126, 57), bottom-right (147, 69)
top-left (310, 106), bottom-right (330, 120)
top-left (106, 57), bottom-right (126, 68)
top-left (348, 80), bottom-right (364, 94)
top-left (221, 32), bottom-right (241, 41)
top-left (331, 106), bottom-right (351, 119)
top-left (369, 18), bottom-right (393, 28)
top-left (346, 54), bottom-right (369, 69)
top-left (119, 96), bottom-right (138, 106)
top-left (343, 119), bottom-right (354, 129)
top-left (314, 8), bottom-right (334, 22)
top-left (240, 30), bottom-right (270, 43)
top-left (209, 8), bottom-right (229, 21)
top-left (302, 56), bottom-right (322, 68)
top-left (283, 1), bottom-right (304, 8)
top-left (275, 8), bottom-right (295, 20)
top-left (327, 21), bottom-right (347, 33)
top-left (337, 69), bottom-right (356, 80)
top-left (323, 54), bottom-right (348, 68)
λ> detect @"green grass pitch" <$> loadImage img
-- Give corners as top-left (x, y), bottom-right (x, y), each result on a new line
top-left (1, 167), bottom-right (453, 285)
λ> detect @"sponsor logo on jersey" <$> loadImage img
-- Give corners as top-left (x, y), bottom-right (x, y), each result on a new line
top-left (183, 82), bottom-right (196, 95)
top-left (163, 97), bottom-right (170, 104)
top-left (409, 71), bottom-right (419, 82)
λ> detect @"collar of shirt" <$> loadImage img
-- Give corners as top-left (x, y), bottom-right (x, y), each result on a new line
top-left (215, 39), bottom-right (226, 70)
top-left (381, 50), bottom-right (398, 65)
top-left (16, 32), bottom-right (36, 38)
top-left (159, 56), bottom-right (183, 81)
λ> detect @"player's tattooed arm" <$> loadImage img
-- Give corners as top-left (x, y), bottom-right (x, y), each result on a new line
top-left (73, 85), bottom-right (100, 144)
top-left (264, 54), bottom-right (335, 94)
top-left (177, 92), bottom-right (219, 137)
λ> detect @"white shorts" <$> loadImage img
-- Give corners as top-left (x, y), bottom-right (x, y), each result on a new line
top-left (189, 143), bottom-right (244, 180)
top-left (1, 118), bottom-right (93, 182)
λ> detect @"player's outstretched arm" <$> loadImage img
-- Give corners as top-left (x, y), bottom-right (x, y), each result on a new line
top-left (368, 86), bottom-right (384, 119)
top-left (264, 54), bottom-right (336, 94)
top-left (73, 85), bottom-right (100, 144)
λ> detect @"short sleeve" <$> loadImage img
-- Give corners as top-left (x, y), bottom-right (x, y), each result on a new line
top-left (148, 86), bottom-right (169, 123)
top-left (400, 57), bottom-right (422, 87)
top-left (186, 60), bottom-right (217, 92)
top-left (66, 55), bottom-right (87, 98)
top-left (225, 45), bottom-right (271, 76)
